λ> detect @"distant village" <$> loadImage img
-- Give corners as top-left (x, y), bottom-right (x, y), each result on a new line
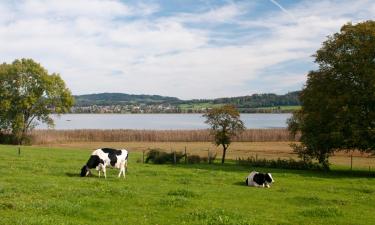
top-left (70, 104), bottom-right (209, 114)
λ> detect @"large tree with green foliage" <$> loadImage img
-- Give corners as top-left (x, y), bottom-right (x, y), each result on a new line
top-left (203, 105), bottom-right (245, 164)
top-left (0, 59), bottom-right (74, 144)
top-left (288, 21), bottom-right (375, 169)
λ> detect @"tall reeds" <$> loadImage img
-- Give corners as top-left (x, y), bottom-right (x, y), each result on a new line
top-left (30, 129), bottom-right (298, 144)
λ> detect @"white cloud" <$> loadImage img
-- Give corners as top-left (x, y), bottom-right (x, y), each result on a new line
top-left (173, 3), bottom-right (249, 24)
top-left (0, 0), bottom-right (374, 99)
top-left (15, 0), bottom-right (131, 19)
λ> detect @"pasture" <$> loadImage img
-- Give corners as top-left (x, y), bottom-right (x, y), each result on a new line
top-left (0, 145), bottom-right (374, 225)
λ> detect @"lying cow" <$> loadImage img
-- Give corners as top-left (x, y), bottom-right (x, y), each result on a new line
top-left (245, 171), bottom-right (274, 188)
top-left (80, 148), bottom-right (128, 179)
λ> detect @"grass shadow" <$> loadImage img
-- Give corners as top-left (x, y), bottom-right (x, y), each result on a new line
top-left (233, 181), bottom-right (247, 186)
top-left (290, 169), bottom-right (375, 179)
top-left (65, 172), bottom-right (81, 177)
top-left (162, 159), bottom-right (375, 179)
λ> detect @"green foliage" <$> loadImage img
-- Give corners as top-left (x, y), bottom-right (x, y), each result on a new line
top-left (145, 149), bottom-right (216, 164)
top-left (288, 21), bottom-right (375, 169)
top-left (145, 149), bottom-right (184, 164)
top-left (204, 105), bottom-right (245, 164)
top-left (238, 157), bottom-right (322, 170)
top-left (0, 59), bottom-right (74, 144)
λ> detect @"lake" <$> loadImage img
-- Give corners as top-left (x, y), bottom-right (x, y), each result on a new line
top-left (36, 113), bottom-right (292, 130)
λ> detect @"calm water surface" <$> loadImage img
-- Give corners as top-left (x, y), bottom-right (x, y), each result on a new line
top-left (37, 113), bottom-right (292, 130)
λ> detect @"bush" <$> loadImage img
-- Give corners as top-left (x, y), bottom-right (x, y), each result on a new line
top-left (0, 133), bottom-right (18, 144)
top-left (145, 149), bottom-right (216, 164)
top-left (187, 155), bottom-right (201, 164)
top-left (238, 157), bottom-right (322, 170)
top-left (145, 149), bottom-right (184, 164)
top-left (0, 133), bottom-right (33, 145)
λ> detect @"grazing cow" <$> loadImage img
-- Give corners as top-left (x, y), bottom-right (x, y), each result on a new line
top-left (245, 171), bottom-right (274, 188)
top-left (80, 148), bottom-right (128, 179)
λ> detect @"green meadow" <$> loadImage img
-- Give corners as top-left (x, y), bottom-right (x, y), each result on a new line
top-left (0, 145), bottom-right (374, 225)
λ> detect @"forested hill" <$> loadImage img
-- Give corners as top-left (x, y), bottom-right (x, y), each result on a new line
top-left (74, 93), bottom-right (180, 106)
top-left (185, 91), bottom-right (300, 108)
top-left (73, 91), bottom-right (300, 113)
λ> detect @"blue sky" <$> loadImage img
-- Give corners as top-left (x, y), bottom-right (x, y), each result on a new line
top-left (0, 0), bottom-right (374, 99)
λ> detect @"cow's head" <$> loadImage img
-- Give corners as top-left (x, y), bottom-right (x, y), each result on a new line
top-left (265, 173), bottom-right (274, 184)
top-left (80, 165), bottom-right (91, 177)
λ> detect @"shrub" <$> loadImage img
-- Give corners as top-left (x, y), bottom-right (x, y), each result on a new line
top-left (145, 149), bottom-right (216, 164)
top-left (145, 149), bottom-right (184, 164)
top-left (187, 155), bottom-right (201, 164)
top-left (238, 157), bottom-right (322, 170)
top-left (0, 133), bottom-right (33, 145)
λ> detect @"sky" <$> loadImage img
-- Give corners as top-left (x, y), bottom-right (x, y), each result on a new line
top-left (0, 0), bottom-right (374, 99)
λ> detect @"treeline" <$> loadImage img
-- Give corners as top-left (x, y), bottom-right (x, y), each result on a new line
top-left (184, 91), bottom-right (300, 108)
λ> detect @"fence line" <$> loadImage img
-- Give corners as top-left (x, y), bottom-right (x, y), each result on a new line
top-left (30, 128), bottom-right (298, 144)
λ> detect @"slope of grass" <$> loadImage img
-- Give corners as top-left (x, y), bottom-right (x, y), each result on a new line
top-left (177, 103), bottom-right (223, 111)
top-left (0, 145), bottom-right (374, 225)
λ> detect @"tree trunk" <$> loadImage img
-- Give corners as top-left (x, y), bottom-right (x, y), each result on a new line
top-left (318, 153), bottom-right (330, 171)
top-left (221, 145), bottom-right (227, 164)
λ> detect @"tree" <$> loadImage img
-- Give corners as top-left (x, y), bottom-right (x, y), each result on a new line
top-left (203, 105), bottom-right (245, 164)
top-left (0, 59), bottom-right (74, 144)
top-left (288, 21), bottom-right (375, 169)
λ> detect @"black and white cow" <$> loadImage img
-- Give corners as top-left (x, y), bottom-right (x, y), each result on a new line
top-left (80, 148), bottom-right (128, 179)
top-left (245, 171), bottom-right (274, 188)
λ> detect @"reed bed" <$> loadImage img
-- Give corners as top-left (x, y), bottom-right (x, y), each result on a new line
top-left (30, 128), bottom-right (298, 144)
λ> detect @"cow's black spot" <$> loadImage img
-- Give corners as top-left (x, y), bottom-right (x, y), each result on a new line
top-left (101, 148), bottom-right (122, 155)
top-left (253, 173), bottom-right (265, 185)
top-left (86, 155), bottom-right (102, 169)
top-left (265, 173), bottom-right (273, 183)
top-left (101, 148), bottom-right (122, 167)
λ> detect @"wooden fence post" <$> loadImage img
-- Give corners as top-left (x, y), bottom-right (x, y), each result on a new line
top-left (18, 146), bottom-right (21, 156)
top-left (143, 150), bottom-right (145, 163)
top-left (173, 151), bottom-right (176, 164)
top-left (208, 148), bottom-right (210, 164)
top-left (368, 166), bottom-right (371, 177)
top-left (350, 154), bottom-right (353, 171)
top-left (184, 146), bottom-right (187, 164)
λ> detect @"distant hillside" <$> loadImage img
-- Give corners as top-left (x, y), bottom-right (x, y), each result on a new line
top-left (72, 91), bottom-right (301, 113)
top-left (178, 91), bottom-right (300, 113)
top-left (215, 91), bottom-right (300, 108)
top-left (74, 93), bottom-right (181, 106)
top-left (182, 91), bottom-right (300, 108)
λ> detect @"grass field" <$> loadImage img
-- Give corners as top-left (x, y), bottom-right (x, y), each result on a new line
top-left (1, 145), bottom-right (375, 225)
top-left (177, 103), bottom-right (223, 111)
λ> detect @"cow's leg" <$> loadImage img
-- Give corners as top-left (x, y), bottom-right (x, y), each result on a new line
top-left (99, 170), bottom-right (101, 178)
top-left (118, 163), bottom-right (125, 178)
top-left (124, 161), bottom-right (128, 178)
top-left (123, 164), bottom-right (126, 178)
top-left (118, 163), bottom-right (123, 178)
top-left (102, 166), bottom-right (107, 179)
